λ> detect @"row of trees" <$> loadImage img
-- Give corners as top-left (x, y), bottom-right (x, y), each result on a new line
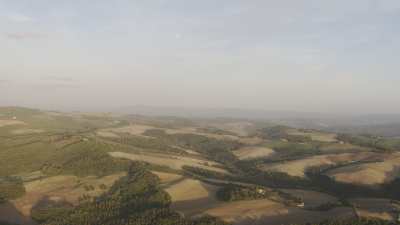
top-left (337, 133), bottom-right (400, 152)
top-left (195, 127), bottom-right (236, 136)
top-left (216, 184), bottom-right (270, 202)
top-left (306, 165), bottom-right (400, 201)
top-left (258, 126), bottom-right (312, 143)
top-left (107, 134), bottom-right (186, 155)
top-left (143, 129), bottom-right (241, 166)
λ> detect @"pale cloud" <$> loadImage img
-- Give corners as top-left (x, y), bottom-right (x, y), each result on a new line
top-left (6, 13), bottom-right (33, 23)
top-left (0, 0), bottom-right (399, 113)
top-left (175, 33), bottom-right (182, 39)
top-left (5, 32), bottom-right (45, 40)
top-left (377, 0), bottom-right (400, 13)
top-left (31, 83), bottom-right (80, 89)
top-left (41, 76), bottom-right (76, 83)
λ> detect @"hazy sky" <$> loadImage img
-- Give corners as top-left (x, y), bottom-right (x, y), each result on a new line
top-left (1, 0), bottom-right (399, 114)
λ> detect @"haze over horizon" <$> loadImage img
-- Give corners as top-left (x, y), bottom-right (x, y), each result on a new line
top-left (1, 0), bottom-right (400, 114)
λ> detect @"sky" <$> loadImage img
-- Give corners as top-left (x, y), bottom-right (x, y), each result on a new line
top-left (0, 0), bottom-right (399, 114)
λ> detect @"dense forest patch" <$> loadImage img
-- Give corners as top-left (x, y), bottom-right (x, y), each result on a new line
top-left (195, 127), bottom-right (237, 136)
top-left (41, 162), bottom-right (229, 225)
top-left (31, 197), bottom-right (73, 224)
top-left (216, 184), bottom-right (273, 202)
top-left (41, 141), bottom-right (130, 177)
top-left (143, 129), bottom-right (241, 166)
top-left (104, 134), bottom-right (186, 154)
top-left (337, 134), bottom-right (400, 152)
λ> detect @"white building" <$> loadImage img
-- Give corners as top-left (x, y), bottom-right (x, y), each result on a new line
top-left (297, 202), bottom-right (305, 208)
top-left (256, 188), bottom-right (266, 195)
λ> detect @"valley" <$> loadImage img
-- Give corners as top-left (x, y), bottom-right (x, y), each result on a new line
top-left (0, 107), bottom-right (399, 225)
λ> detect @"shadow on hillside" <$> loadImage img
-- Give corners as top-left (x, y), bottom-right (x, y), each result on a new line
top-left (384, 165), bottom-right (400, 184)
top-left (171, 197), bottom-right (221, 218)
top-left (0, 202), bottom-right (37, 225)
top-left (230, 207), bottom-right (357, 225)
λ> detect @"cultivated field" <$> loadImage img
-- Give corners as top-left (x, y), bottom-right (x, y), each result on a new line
top-left (151, 171), bottom-right (183, 185)
top-left (0, 173), bottom-right (125, 225)
top-left (109, 151), bottom-right (228, 173)
top-left (17, 173), bottom-right (124, 212)
top-left (211, 122), bottom-right (256, 137)
top-left (165, 178), bottom-right (221, 216)
top-left (105, 124), bottom-right (155, 136)
top-left (2, 107), bottom-right (400, 225)
top-left (107, 124), bottom-right (240, 141)
top-left (203, 199), bottom-right (355, 225)
top-left (236, 137), bottom-right (264, 145)
top-left (350, 198), bottom-right (400, 221)
top-left (260, 153), bottom-right (377, 177)
top-left (279, 189), bottom-right (339, 208)
top-left (0, 119), bottom-right (26, 127)
top-left (327, 154), bottom-right (400, 186)
top-left (11, 129), bottom-right (44, 135)
top-left (320, 142), bottom-right (369, 152)
top-left (96, 130), bottom-right (119, 138)
top-left (233, 146), bottom-right (274, 160)
top-left (166, 127), bottom-right (240, 141)
top-left (287, 129), bottom-right (337, 142)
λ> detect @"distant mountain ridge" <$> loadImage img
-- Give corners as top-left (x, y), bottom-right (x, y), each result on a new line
top-left (2, 105), bottom-right (400, 137)
top-left (116, 105), bottom-right (400, 137)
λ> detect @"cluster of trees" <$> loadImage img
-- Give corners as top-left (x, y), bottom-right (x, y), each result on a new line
top-left (286, 134), bottom-right (312, 143)
top-left (221, 143), bottom-right (400, 203)
top-left (275, 190), bottom-right (304, 206)
top-left (41, 144), bottom-right (130, 177)
top-left (308, 201), bottom-right (349, 211)
top-left (183, 166), bottom-right (230, 181)
top-left (31, 197), bottom-right (73, 223)
top-left (195, 127), bottom-right (236, 136)
top-left (0, 176), bottom-right (25, 203)
top-left (337, 134), bottom-right (400, 152)
top-left (234, 160), bottom-right (313, 189)
top-left (306, 165), bottom-right (382, 198)
top-left (184, 159), bottom-right (313, 190)
top-left (246, 170), bottom-right (313, 189)
top-left (269, 142), bottom-right (321, 160)
top-left (71, 128), bottom-right (400, 224)
top-left (258, 126), bottom-right (290, 139)
top-left (258, 126), bottom-right (312, 143)
top-left (181, 138), bottom-right (387, 202)
top-left (84, 184), bottom-right (96, 191)
top-left (219, 158), bottom-right (400, 203)
top-left (183, 166), bottom-right (304, 207)
top-left (143, 129), bottom-right (241, 166)
top-left (39, 162), bottom-right (229, 225)
top-left (108, 134), bottom-right (186, 155)
top-left (216, 184), bottom-right (270, 202)
top-left (306, 165), bottom-right (400, 201)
